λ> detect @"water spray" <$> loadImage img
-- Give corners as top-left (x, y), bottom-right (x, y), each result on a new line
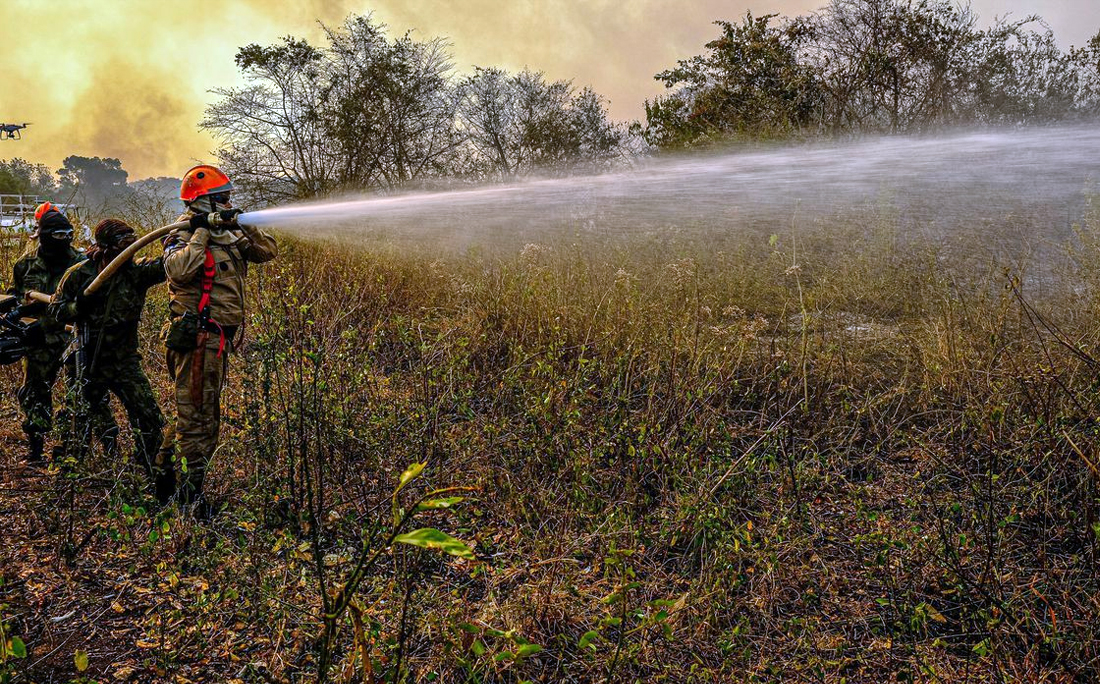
top-left (84, 124), bottom-right (1100, 294)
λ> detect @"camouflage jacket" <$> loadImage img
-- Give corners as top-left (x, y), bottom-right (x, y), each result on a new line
top-left (50, 257), bottom-right (167, 361)
top-left (7, 242), bottom-right (86, 348)
top-left (163, 214), bottom-right (277, 328)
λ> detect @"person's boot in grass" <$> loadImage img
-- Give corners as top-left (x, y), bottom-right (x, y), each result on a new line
top-left (153, 466), bottom-right (176, 508)
top-left (179, 482), bottom-right (211, 522)
top-left (190, 493), bottom-right (212, 522)
top-left (25, 433), bottom-right (44, 465)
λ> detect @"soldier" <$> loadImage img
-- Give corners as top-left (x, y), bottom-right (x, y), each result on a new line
top-left (159, 165), bottom-right (277, 517)
top-left (7, 203), bottom-right (116, 463)
top-left (50, 218), bottom-right (174, 503)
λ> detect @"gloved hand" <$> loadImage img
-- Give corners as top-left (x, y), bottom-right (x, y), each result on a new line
top-left (215, 208), bottom-right (243, 227)
top-left (189, 212), bottom-right (213, 230)
top-left (75, 291), bottom-right (104, 315)
top-left (189, 209), bottom-right (243, 231)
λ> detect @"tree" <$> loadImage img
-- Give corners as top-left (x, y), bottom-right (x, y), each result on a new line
top-left (643, 12), bottom-right (822, 147)
top-left (0, 159), bottom-right (56, 197)
top-left (457, 68), bottom-right (626, 177)
top-left (204, 15), bottom-right (462, 201)
top-left (203, 36), bottom-right (334, 204)
top-left (965, 18), bottom-right (1080, 125)
top-left (1072, 30), bottom-right (1100, 116)
top-left (321, 16), bottom-right (463, 191)
top-left (805, 0), bottom-right (983, 133)
top-left (57, 156), bottom-right (131, 210)
top-left (118, 177), bottom-right (184, 228)
top-left (203, 13), bottom-right (630, 200)
top-left (643, 1), bottom-right (1100, 148)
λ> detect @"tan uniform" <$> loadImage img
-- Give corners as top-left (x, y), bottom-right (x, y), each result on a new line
top-left (159, 217), bottom-right (277, 500)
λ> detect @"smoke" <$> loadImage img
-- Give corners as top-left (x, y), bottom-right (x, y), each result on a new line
top-left (3, 0), bottom-right (1098, 179)
top-left (343, 0), bottom-right (824, 121)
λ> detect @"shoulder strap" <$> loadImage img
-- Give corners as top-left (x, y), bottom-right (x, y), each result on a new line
top-left (197, 248), bottom-right (215, 318)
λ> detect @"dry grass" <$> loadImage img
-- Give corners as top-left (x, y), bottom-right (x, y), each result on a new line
top-left (2, 197), bottom-right (1100, 682)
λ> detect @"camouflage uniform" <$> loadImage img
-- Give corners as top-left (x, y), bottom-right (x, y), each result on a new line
top-left (8, 242), bottom-right (117, 451)
top-left (50, 257), bottom-right (172, 499)
top-left (159, 219), bottom-right (277, 501)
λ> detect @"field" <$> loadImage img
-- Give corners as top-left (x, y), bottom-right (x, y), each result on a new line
top-left (2, 188), bottom-right (1100, 683)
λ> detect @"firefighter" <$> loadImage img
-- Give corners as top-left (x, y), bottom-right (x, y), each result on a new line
top-left (8, 203), bottom-right (116, 463)
top-left (159, 165), bottom-right (277, 517)
top-left (50, 219), bottom-right (173, 502)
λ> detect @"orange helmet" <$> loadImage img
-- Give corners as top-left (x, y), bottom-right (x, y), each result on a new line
top-left (34, 201), bottom-right (56, 222)
top-left (180, 165), bottom-right (233, 203)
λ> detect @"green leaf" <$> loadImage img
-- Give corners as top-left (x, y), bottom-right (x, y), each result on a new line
top-left (578, 630), bottom-right (601, 650)
top-left (393, 528), bottom-right (474, 559)
top-left (416, 497), bottom-right (464, 511)
top-left (470, 639), bottom-right (486, 657)
top-left (493, 651), bottom-right (515, 663)
top-left (9, 637), bottom-right (26, 659)
top-left (973, 638), bottom-right (991, 657)
top-left (515, 644), bottom-right (543, 658)
top-left (457, 622), bottom-right (481, 635)
top-left (74, 649), bottom-right (89, 672)
top-left (396, 463), bottom-right (426, 492)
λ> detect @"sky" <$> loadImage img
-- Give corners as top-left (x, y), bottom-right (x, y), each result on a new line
top-left (1, 0), bottom-right (1098, 180)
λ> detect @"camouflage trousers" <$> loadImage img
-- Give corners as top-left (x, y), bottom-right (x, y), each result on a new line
top-left (158, 333), bottom-right (229, 502)
top-left (72, 354), bottom-right (173, 500)
top-left (18, 345), bottom-right (116, 441)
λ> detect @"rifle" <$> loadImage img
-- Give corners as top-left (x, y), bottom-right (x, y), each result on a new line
top-left (0, 299), bottom-right (40, 365)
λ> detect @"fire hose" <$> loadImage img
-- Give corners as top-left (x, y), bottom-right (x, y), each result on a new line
top-left (24, 291), bottom-right (55, 305)
top-left (83, 212), bottom-right (251, 296)
top-left (82, 221), bottom-right (186, 296)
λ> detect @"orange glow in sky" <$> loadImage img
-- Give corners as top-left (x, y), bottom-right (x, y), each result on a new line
top-left (2, 0), bottom-right (1097, 179)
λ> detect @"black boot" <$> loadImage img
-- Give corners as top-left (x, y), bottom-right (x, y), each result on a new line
top-left (191, 493), bottom-right (212, 522)
top-left (154, 468), bottom-right (177, 507)
top-left (178, 482), bottom-right (210, 521)
top-left (25, 433), bottom-right (45, 464)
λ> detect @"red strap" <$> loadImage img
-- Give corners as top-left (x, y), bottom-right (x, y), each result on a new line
top-left (197, 248), bottom-right (215, 314)
top-left (196, 248), bottom-right (226, 357)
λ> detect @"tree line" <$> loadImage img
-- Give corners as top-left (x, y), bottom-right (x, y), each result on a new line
top-left (5, 1), bottom-right (1099, 208)
top-left (644, 0), bottom-right (1100, 146)
top-left (0, 155), bottom-right (184, 228)
top-left (202, 15), bottom-right (633, 204)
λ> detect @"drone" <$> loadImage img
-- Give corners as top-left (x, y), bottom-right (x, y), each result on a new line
top-left (0, 123), bottom-right (31, 140)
